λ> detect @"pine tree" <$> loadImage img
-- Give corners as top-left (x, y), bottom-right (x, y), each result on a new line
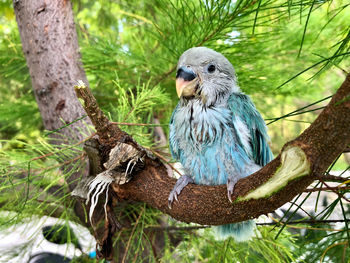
top-left (0, 0), bottom-right (349, 262)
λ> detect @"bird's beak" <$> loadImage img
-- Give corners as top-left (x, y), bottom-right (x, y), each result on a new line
top-left (176, 66), bottom-right (198, 98)
top-left (176, 78), bottom-right (198, 98)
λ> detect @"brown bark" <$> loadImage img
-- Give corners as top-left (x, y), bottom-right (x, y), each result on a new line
top-left (75, 74), bottom-right (350, 226)
top-left (114, 74), bottom-right (350, 225)
top-left (13, 2), bottom-right (180, 260)
top-left (13, 0), bottom-right (92, 226)
top-left (14, 0), bottom-right (91, 142)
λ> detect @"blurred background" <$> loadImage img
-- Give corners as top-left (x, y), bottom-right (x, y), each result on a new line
top-left (0, 0), bottom-right (349, 262)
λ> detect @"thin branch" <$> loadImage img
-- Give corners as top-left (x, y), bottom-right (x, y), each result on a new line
top-left (153, 65), bottom-right (177, 86)
top-left (31, 133), bottom-right (95, 162)
top-left (321, 242), bottom-right (348, 263)
top-left (257, 219), bottom-right (350, 226)
top-left (16, 153), bottom-right (86, 175)
top-left (288, 200), bottom-right (315, 219)
top-left (121, 207), bottom-right (144, 263)
top-left (111, 122), bottom-right (167, 127)
top-left (146, 147), bottom-right (183, 177)
top-left (318, 174), bottom-right (349, 183)
top-left (318, 178), bottom-right (350, 203)
top-left (268, 216), bottom-right (344, 232)
top-left (145, 225), bottom-right (209, 232)
top-left (304, 186), bottom-right (350, 193)
top-left (144, 218), bottom-right (350, 231)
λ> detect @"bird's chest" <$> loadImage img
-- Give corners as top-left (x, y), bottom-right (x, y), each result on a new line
top-left (173, 104), bottom-right (232, 149)
top-left (171, 103), bottom-right (253, 185)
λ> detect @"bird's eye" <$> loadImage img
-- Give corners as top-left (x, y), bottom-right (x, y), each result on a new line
top-left (207, 64), bottom-right (216, 73)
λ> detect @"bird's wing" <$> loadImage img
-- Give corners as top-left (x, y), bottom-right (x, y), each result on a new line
top-left (228, 93), bottom-right (273, 166)
top-left (169, 103), bottom-right (181, 160)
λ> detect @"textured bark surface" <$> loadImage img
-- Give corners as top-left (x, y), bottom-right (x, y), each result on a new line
top-left (14, 0), bottom-right (90, 141)
top-left (109, 74), bottom-right (350, 225)
top-left (74, 73), bottom-right (350, 226)
top-left (13, 1), bottom-right (178, 260)
top-left (13, 0), bottom-right (92, 226)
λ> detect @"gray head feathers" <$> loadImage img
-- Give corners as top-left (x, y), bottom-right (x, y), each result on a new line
top-left (177, 47), bottom-right (237, 80)
top-left (176, 47), bottom-right (240, 106)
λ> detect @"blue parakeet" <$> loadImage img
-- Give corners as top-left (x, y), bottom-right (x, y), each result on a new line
top-left (168, 47), bottom-right (273, 241)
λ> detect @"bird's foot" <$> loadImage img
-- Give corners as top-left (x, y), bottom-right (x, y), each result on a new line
top-left (227, 177), bottom-right (238, 203)
top-left (168, 175), bottom-right (194, 209)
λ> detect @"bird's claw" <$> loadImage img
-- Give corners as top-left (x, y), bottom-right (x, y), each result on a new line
top-left (168, 175), bottom-right (194, 209)
top-left (227, 177), bottom-right (238, 203)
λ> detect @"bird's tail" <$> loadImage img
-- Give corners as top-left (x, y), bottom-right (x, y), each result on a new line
top-left (213, 220), bottom-right (255, 242)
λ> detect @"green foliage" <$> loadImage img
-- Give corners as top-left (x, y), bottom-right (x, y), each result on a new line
top-left (295, 221), bottom-right (350, 262)
top-left (108, 77), bottom-right (170, 145)
top-left (0, 137), bottom-right (83, 228)
top-left (161, 226), bottom-right (299, 262)
top-left (0, 0), bottom-right (350, 262)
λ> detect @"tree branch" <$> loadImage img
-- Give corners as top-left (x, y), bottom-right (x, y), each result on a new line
top-left (145, 219), bottom-right (350, 229)
top-left (304, 186), bottom-right (350, 193)
top-left (318, 174), bottom-right (349, 182)
top-left (76, 73), bottom-right (350, 226)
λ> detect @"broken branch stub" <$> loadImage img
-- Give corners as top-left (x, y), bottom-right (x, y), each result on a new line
top-left (74, 81), bottom-right (127, 144)
top-left (73, 74), bottom-right (350, 226)
top-left (74, 81), bottom-right (144, 220)
top-left (240, 146), bottom-right (310, 201)
top-left (72, 81), bottom-right (148, 259)
top-left (73, 138), bottom-right (145, 223)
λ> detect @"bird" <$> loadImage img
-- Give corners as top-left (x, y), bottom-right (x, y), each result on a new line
top-left (168, 47), bottom-right (273, 242)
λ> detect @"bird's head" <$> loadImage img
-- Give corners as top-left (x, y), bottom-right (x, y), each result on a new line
top-left (176, 47), bottom-right (239, 106)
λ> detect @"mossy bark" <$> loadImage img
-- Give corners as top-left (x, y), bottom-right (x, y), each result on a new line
top-left (108, 74), bottom-right (350, 225)
top-left (74, 73), bottom-right (350, 226)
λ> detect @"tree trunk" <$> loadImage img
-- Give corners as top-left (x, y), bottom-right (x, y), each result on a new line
top-left (13, 0), bottom-right (93, 233)
top-left (13, 1), bottom-right (176, 261)
top-left (13, 0), bottom-right (90, 142)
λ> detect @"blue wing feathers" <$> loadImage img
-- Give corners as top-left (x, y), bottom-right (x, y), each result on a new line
top-left (216, 93), bottom-right (273, 241)
top-left (228, 93), bottom-right (273, 166)
top-left (169, 104), bottom-right (181, 160)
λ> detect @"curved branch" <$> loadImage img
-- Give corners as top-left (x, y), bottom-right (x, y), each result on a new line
top-left (78, 74), bottom-right (350, 226)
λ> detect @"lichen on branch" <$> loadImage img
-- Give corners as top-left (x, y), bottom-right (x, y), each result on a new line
top-left (73, 74), bottom-right (350, 226)
top-left (241, 146), bottom-right (310, 201)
